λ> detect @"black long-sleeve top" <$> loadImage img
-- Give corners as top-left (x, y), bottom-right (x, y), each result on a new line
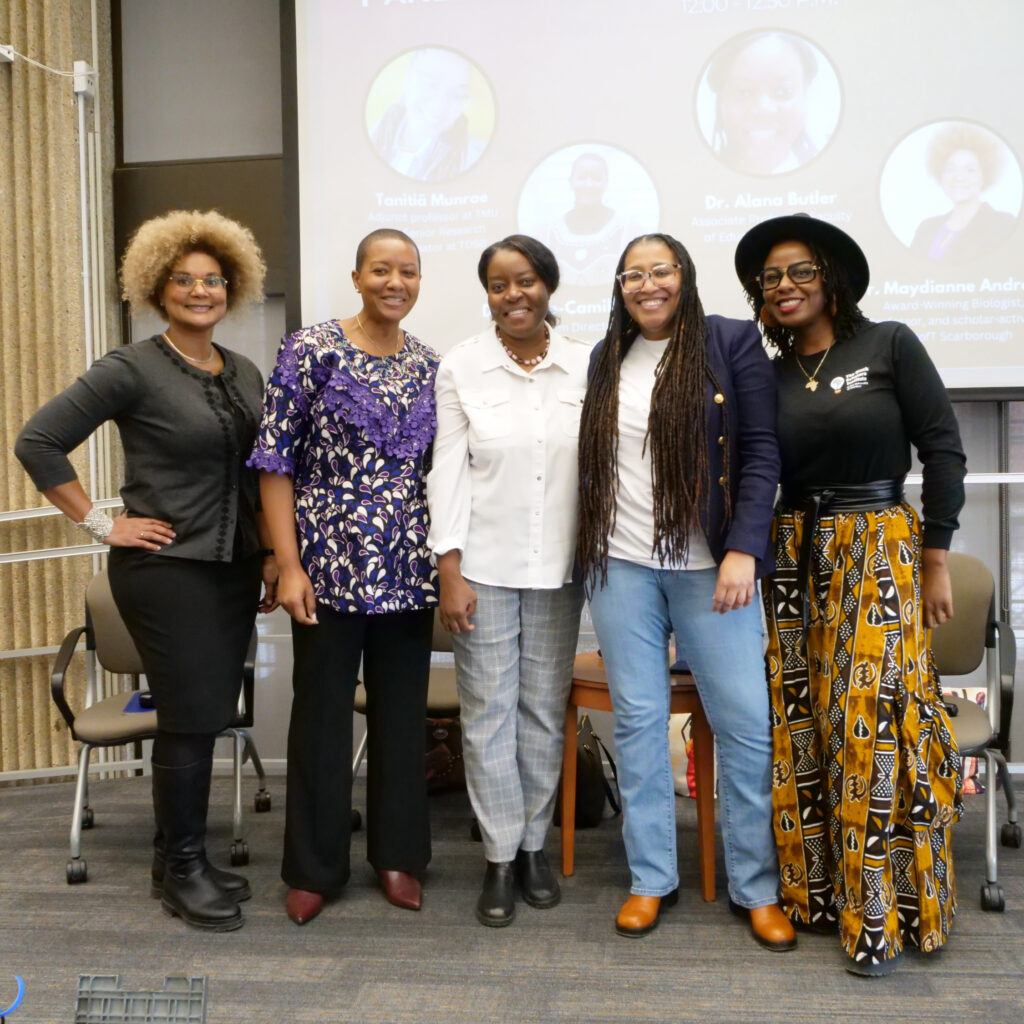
top-left (774, 320), bottom-right (966, 550)
top-left (15, 336), bottom-right (265, 563)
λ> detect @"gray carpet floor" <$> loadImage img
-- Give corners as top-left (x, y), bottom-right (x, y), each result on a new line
top-left (1, 772), bottom-right (1022, 1024)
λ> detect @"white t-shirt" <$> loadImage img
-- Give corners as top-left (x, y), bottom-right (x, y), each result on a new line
top-left (607, 337), bottom-right (716, 571)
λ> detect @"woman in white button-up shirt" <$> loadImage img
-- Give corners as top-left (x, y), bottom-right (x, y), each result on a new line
top-left (427, 235), bottom-right (591, 927)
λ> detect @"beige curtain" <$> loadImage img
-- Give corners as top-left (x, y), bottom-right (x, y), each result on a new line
top-left (1, 0), bottom-right (117, 775)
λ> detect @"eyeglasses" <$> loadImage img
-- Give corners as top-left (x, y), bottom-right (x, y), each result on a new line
top-left (753, 261), bottom-right (821, 291)
top-left (616, 263), bottom-right (682, 293)
top-left (167, 272), bottom-right (229, 291)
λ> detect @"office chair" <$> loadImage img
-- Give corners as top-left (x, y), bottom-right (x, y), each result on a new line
top-left (930, 551), bottom-right (1018, 911)
top-left (49, 569), bottom-right (270, 884)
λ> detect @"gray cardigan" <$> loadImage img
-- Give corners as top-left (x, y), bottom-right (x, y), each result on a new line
top-left (15, 336), bottom-right (265, 563)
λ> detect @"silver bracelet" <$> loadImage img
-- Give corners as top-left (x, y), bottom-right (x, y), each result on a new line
top-left (76, 508), bottom-right (115, 542)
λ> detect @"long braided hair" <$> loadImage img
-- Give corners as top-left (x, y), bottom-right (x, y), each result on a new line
top-left (577, 233), bottom-right (725, 587)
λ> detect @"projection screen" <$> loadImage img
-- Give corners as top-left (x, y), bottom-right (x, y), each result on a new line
top-left (291, 0), bottom-right (1024, 391)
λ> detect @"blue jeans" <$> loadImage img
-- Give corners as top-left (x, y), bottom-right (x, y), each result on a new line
top-left (588, 559), bottom-right (779, 907)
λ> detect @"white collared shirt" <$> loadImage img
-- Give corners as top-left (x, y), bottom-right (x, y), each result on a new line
top-left (427, 326), bottom-right (592, 588)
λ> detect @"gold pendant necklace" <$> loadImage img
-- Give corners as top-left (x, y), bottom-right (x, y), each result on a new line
top-left (794, 343), bottom-right (833, 392)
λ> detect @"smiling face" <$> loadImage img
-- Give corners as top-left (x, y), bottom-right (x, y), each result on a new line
top-left (718, 35), bottom-right (809, 174)
top-left (940, 148), bottom-right (985, 204)
top-left (485, 248), bottom-right (551, 344)
top-left (160, 251), bottom-right (228, 334)
top-left (352, 237), bottom-right (421, 326)
top-left (620, 239), bottom-right (683, 339)
top-left (759, 240), bottom-right (831, 338)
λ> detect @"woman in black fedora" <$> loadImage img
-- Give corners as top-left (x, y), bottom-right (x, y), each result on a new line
top-left (734, 213), bottom-right (966, 976)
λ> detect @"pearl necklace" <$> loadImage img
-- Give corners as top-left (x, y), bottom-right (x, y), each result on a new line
top-left (497, 324), bottom-right (549, 367)
top-left (161, 332), bottom-right (216, 365)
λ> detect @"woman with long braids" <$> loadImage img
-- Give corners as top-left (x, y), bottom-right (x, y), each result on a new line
top-left (577, 233), bottom-right (794, 948)
top-left (734, 214), bottom-right (965, 976)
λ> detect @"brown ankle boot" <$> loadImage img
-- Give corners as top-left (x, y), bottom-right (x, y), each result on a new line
top-left (615, 889), bottom-right (678, 937)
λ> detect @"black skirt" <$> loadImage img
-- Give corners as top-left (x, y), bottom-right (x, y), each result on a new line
top-left (107, 549), bottom-right (262, 733)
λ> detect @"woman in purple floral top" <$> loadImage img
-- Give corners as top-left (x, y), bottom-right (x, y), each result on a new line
top-left (250, 230), bottom-right (439, 925)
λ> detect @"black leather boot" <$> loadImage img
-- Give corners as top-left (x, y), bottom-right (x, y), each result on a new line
top-left (515, 848), bottom-right (560, 908)
top-left (476, 860), bottom-right (515, 927)
top-left (150, 828), bottom-right (251, 902)
top-left (152, 757), bottom-right (243, 931)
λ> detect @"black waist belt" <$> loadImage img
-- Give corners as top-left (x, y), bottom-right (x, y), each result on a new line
top-left (780, 478), bottom-right (905, 600)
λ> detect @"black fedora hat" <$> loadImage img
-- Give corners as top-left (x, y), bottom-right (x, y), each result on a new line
top-left (734, 213), bottom-right (869, 301)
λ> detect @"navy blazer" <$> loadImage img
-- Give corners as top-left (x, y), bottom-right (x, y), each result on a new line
top-left (588, 314), bottom-right (780, 579)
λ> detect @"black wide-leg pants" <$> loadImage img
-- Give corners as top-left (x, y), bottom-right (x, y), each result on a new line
top-left (281, 605), bottom-right (433, 893)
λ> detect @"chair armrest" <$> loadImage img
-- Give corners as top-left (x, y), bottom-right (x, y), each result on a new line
top-left (994, 619), bottom-right (1016, 757)
top-left (50, 625), bottom-right (88, 729)
top-left (234, 627), bottom-right (258, 728)
top-left (244, 627), bottom-right (257, 679)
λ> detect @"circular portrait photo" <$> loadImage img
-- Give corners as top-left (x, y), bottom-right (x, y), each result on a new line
top-left (879, 120), bottom-right (1021, 263)
top-left (365, 47), bottom-right (495, 183)
top-left (517, 144), bottom-right (660, 288)
top-left (696, 30), bottom-right (842, 177)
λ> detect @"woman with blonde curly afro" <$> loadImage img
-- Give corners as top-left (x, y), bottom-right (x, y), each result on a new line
top-left (909, 122), bottom-right (1017, 263)
top-left (16, 209), bottom-right (276, 932)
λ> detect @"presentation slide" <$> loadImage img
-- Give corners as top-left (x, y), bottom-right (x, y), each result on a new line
top-left (294, 0), bottom-right (1024, 390)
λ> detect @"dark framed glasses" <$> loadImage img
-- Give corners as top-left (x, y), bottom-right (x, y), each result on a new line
top-left (753, 261), bottom-right (821, 291)
top-left (167, 272), bottom-right (229, 291)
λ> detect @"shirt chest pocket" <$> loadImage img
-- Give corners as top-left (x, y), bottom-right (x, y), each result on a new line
top-left (462, 388), bottom-right (512, 442)
top-left (557, 387), bottom-right (586, 438)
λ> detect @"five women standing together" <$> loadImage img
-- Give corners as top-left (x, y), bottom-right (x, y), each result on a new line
top-left (18, 209), bottom-right (966, 975)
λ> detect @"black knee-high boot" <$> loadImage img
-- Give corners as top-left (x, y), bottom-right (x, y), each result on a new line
top-left (152, 757), bottom-right (243, 931)
top-left (150, 828), bottom-right (251, 902)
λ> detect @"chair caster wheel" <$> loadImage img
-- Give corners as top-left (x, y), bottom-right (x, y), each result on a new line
top-left (230, 841), bottom-right (249, 866)
top-left (981, 882), bottom-right (1005, 912)
top-left (254, 791), bottom-right (271, 813)
top-left (1000, 823), bottom-right (1021, 848)
top-left (67, 859), bottom-right (88, 884)
top-left (351, 809), bottom-right (362, 832)
top-left (81, 807), bottom-right (94, 829)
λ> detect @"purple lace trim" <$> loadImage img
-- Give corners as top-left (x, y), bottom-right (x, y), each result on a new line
top-left (247, 449), bottom-right (294, 475)
top-left (319, 364), bottom-right (436, 458)
top-left (273, 337), bottom-right (310, 416)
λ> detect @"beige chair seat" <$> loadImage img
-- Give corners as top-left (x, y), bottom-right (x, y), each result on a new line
top-left (73, 694), bottom-right (158, 744)
top-left (943, 695), bottom-right (995, 753)
top-left (354, 664), bottom-right (460, 718)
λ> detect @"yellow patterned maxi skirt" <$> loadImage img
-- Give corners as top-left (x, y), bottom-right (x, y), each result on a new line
top-left (762, 504), bottom-right (962, 967)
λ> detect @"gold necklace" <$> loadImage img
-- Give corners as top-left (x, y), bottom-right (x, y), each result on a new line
top-left (355, 313), bottom-right (403, 357)
top-left (161, 332), bottom-right (215, 365)
top-left (794, 343), bottom-right (833, 392)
